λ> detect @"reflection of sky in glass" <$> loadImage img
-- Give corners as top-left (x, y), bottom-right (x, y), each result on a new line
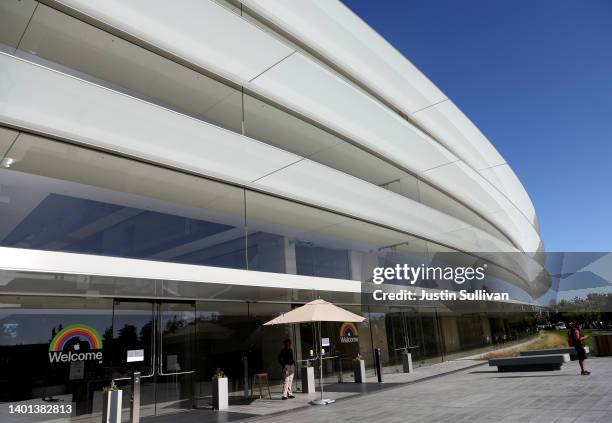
top-left (2, 323), bottom-right (18, 339)
top-left (0, 310), bottom-right (111, 346)
top-left (3, 193), bottom-right (234, 262)
top-left (537, 252), bottom-right (612, 309)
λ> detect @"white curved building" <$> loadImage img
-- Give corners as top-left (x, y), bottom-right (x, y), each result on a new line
top-left (0, 0), bottom-right (547, 418)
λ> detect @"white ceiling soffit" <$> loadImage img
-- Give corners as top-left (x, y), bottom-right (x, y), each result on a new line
top-left (49, 0), bottom-right (294, 84)
top-left (0, 53), bottom-right (519, 258)
top-left (240, 0), bottom-right (537, 233)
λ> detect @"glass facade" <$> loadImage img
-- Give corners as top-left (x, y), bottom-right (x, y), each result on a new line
top-left (0, 130), bottom-right (543, 296)
top-left (0, 294), bottom-right (538, 420)
top-left (0, 3), bottom-right (545, 421)
top-left (0, 1), bottom-right (517, 247)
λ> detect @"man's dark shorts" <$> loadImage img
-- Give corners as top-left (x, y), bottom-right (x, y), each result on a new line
top-left (575, 345), bottom-right (587, 361)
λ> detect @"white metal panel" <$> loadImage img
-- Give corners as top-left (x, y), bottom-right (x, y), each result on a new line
top-left (0, 247), bottom-right (361, 292)
top-left (251, 158), bottom-right (519, 254)
top-left (0, 53), bottom-right (521, 257)
top-left (241, 0), bottom-right (537, 229)
top-left (422, 160), bottom-right (540, 251)
top-left (251, 158), bottom-right (396, 217)
top-left (413, 100), bottom-right (537, 228)
top-left (491, 207), bottom-right (541, 252)
top-left (19, 4), bottom-right (244, 133)
top-left (52, 0), bottom-right (294, 84)
top-left (43, 0), bottom-right (540, 250)
top-left (422, 161), bottom-right (511, 215)
top-left (480, 164), bottom-right (537, 226)
top-left (412, 100), bottom-right (505, 170)
top-left (249, 52), bottom-right (457, 173)
top-left (241, 0), bottom-right (445, 114)
top-left (248, 52), bottom-right (542, 251)
top-left (0, 53), bottom-right (300, 184)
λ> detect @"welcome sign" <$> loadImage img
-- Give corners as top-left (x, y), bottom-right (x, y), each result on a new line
top-left (339, 322), bottom-right (358, 343)
top-left (48, 324), bottom-right (104, 363)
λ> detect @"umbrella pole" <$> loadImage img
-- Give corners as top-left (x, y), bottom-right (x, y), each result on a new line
top-left (311, 320), bottom-right (334, 405)
top-left (319, 320), bottom-right (324, 402)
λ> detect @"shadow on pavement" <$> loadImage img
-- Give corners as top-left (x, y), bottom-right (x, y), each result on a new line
top-left (324, 382), bottom-right (406, 393)
top-left (494, 374), bottom-right (576, 379)
top-left (142, 409), bottom-right (257, 423)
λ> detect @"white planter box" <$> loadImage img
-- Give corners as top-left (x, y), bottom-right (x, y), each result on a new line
top-left (402, 353), bottom-right (413, 373)
top-left (102, 390), bottom-right (122, 423)
top-left (353, 359), bottom-right (366, 383)
top-left (212, 377), bottom-right (228, 410)
top-left (301, 366), bottom-right (315, 393)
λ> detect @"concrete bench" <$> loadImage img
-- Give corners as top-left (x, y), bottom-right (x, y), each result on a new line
top-left (488, 353), bottom-right (570, 372)
top-left (520, 347), bottom-right (589, 361)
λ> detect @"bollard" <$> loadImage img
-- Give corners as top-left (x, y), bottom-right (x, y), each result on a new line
top-left (130, 372), bottom-right (141, 423)
top-left (374, 348), bottom-right (383, 383)
top-left (243, 355), bottom-right (249, 398)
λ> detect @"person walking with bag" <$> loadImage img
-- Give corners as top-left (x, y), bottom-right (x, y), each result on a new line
top-left (278, 338), bottom-right (295, 399)
top-left (568, 322), bottom-right (590, 375)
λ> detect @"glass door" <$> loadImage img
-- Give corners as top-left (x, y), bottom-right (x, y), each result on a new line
top-left (155, 302), bottom-right (195, 416)
top-left (384, 309), bottom-right (417, 372)
top-left (111, 299), bottom-right (156, 418)
top-left (111, 300), bottom-right (195, 417)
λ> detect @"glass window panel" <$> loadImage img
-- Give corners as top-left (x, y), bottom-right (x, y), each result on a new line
top-left (244, 94), bottom-right (343, 157)
top-left (0, 133), bottom-right (247, 269)
top-left (0, 126), bottom-right (19, 159)
top-left (111, 300), bottom-right (154, 377)
top-left (245, 190), bottom-right (428, 281)
top-left (194, 301), bottom-right (251, 402)
top-left (159, 302), bottom-right (195, 374)
top-left (0, 295), bottom-right (113, 417)
top-left (0, 0), bottom-right (37, 48)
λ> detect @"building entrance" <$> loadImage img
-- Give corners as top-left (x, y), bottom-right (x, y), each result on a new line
top-left (111, 299), bottom-right (196, 418)
top-left (385, 309), bottom-right (442, 370)
top-left (0, 296), bottom-right (198, 420)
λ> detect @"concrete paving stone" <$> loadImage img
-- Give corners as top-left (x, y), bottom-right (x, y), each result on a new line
top-left (140, 357), bottom-right (612, 423)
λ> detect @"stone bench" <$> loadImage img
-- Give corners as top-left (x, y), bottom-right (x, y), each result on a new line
top-left (520, 347), bottom-right (589, 361)
top-left (488, 353), bottom-right (570, 372)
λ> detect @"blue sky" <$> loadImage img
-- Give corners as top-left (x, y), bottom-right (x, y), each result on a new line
top-left (343, 0), bottom-right (612, 252)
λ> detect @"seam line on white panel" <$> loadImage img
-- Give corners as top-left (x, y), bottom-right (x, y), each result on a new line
top-left (478, 162), bottom-right (508, 171)
top-left (13, 2), bottom-right (39, 55)
top-left (420, 159), bottom-right (461, 174)
top-left (0, 131), bottom-right (20, 161)
top-left (411, 98), bottom-right (449, 115)
top-left (248, 51), bottom-right (296, 82)
top-left (250, 157), bottom-right (305, 183)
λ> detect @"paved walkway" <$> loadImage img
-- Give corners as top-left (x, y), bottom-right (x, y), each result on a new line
top-left (243, 357), bottom-right (612, 423)
top-left (141, 359), bottom-right (485, 423)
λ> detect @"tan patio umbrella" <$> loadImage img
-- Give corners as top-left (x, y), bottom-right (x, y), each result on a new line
top-left (264, 299), bottom-right (365, 405)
